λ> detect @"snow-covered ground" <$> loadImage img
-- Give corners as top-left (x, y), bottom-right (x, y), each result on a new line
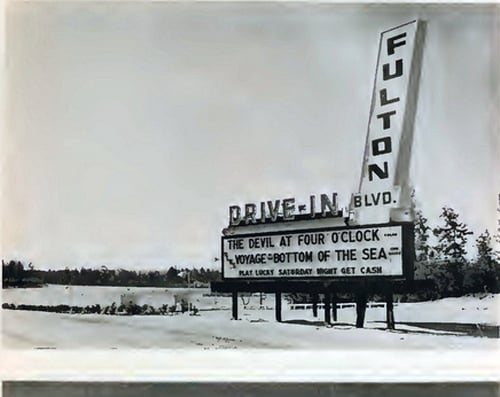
top-left (1, 286), bottom-right (498, 349)
top-left (1, 285), bottom-right (226, 310)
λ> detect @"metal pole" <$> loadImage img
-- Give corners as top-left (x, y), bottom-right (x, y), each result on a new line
top-left (332, 293), bottom-right (338, 322)
top-left (386, 286), bottom-right (395, 330)
top-left (355, 288), bottom-right (367, 328)
top-left (232, 291), bottom-right (238, 320)
top-left (275, 292), bottom-right (282, 322)
top-left (324, 293), bottom-right (331, 325)
top-left (312, 293), bottom-right (318, 318)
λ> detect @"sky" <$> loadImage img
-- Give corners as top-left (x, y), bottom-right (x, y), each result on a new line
top-left (2, 3), bottom-right (499, 270)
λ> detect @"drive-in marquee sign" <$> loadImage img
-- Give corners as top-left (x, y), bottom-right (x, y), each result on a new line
top-left (213, 21), bottom-right (425, 329)
top-left (219, 20), bottom-right (424, 283)
top-left (222, 223), bottom-right (414, 280)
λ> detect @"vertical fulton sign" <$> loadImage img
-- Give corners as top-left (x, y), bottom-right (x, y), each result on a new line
top-left (352, 20), bottom-right (425, 225)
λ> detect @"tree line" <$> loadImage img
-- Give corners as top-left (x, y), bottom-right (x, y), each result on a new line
top-left (2, 261), bottom-right (221, 288)
top-left (2, 205), bottom-right (500, 298)
top-left (414, 206), bottom-right (499, 298)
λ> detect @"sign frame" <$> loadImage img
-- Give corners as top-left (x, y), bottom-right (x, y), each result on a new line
top-left (221, 221), bottom-right (415, 282)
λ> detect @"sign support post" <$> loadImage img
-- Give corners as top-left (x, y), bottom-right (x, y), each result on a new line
top-left (324, 292), bottom-right (331, 325)
top-left (355, 287), bottom-right (368, 328)
top-left (312, 294), bottom-right (319, 318)
top-left (275, 292), bottom-right (282, 322)
top-left (385, 284), bottom-right (395, 329)
top-left (231, 291), bottom-right (238, 320)
top-left (332, 293), bottom-right (338, 322)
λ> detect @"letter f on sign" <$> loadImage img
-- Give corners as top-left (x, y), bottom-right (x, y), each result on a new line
top-left (387, 32), bottom-right (407, 55)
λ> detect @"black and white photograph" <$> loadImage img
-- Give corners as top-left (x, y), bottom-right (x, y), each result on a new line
top-left (1, 2), bottom-right (499, 352)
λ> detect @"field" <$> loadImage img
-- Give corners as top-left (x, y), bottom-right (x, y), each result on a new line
top-left (1, 285), bottom-right (498, 349)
